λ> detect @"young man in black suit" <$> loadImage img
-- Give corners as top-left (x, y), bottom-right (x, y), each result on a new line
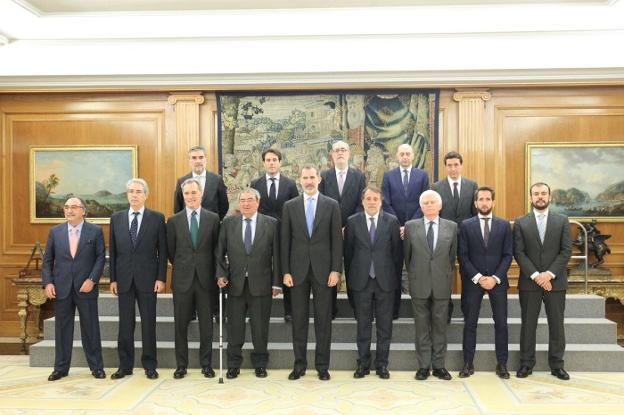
top-left (109, 178), bottom-right (167, 380)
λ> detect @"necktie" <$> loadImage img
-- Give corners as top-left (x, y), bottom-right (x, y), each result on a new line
top-left (537, 214), bottom-right (546, 243)
top-left (69, 227), bottom-right (78, 258)
top-left (306, 197), bottom-right (315, 237)
top-left (426, 221), bottom-right (434, 251)
top-left (453, 182), bottom-right (459, 206)
top-left (244, 218), bottom-right (252, 254)
top-left (130, 211), bottom-right (139, 247)
top-left (190, 211), bottom-right (199, 249)
top-left (402, 169), bottom-right (409, 194)
top-left (269, 178), bottom-right (277, 201)
top-left (369, 217), bottom-right (376, 279)
top-left (338, 171), bottom-right (345, 196)
top-left (483, 217), bottom-right (490, 247)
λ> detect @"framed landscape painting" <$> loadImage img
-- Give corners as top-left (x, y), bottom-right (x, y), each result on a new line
top-left (30, 145), bottom-right (138, 224)
top-left (526, 142), bottom-right (624, 221)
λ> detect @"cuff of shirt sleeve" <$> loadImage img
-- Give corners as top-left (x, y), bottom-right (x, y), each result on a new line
top-left (547, 271), bottom-right (556, 279)
top-left (530, 272), bottom-right (539, 280)
top-left (472, 273), bottom-right (482, 284)
top-left (492, 275), bottom-right (501, 284)
top-left (272, 286), bottom-right (282, 291)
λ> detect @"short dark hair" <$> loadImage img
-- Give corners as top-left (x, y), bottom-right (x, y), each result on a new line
top-left (530, 182), bottom-right (551, 195)
top-left (300, 164), bottom-right (319, 176)
top-left (361, 185), bottom-right (383, 201)
top-left (444, 151), bottom-right (463, 165)
top-left (262, 148), bottom-right (282, 162)
top-left (474, 186), bottom-right (495, 201)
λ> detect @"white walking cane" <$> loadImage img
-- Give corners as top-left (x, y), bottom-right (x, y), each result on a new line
top-left (218, 286), bottom-right (224, 384)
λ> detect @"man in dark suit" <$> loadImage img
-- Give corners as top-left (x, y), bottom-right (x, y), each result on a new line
top-left (173, 146), bottom-right (228, 320)
top-left (457, 186), bottom-right (513, 379)
top-left (281, 164), bottom-right (343, 381)
top-left (173, 145), bottom-right (229, 219)
top-left (432, 151), bottom-right (479, 323)
top-left (42, 196), bottom-right (106, 381)
top-left (216, 188), bottom-right (282, 379)
top-left (404, 190), bottom-right (457, 381)
top-left (109, 178), bottom-right (167, 380)
top-left (514, 182), bottom-right (572, 380)
top-left (319, 140), bottom-right (367, 318)
top-left (381, 143), bottom-right (429, 319)
top-left (344, 186), bottom-right (402, 379)
top-left (250, 148), bottom-right (298, 322)
top-left (167, 178), bottom-right (221, 379)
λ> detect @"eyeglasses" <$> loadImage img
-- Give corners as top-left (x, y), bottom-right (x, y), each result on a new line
top-left (63, 205), bottom-right (83, 210)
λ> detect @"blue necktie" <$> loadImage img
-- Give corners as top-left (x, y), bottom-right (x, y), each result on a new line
top-left (130, 211), bottom-right (139, 247)
top-left (190, 211), bottom-right (199, 249)
top-left (306, 197), bottom-right (315, 237)
top-left (244, 218), bottom-right (252, 254)
top-left (369, 217), bottom-right (376, 279)
top-left (402, 169), bottom-right (409, 194)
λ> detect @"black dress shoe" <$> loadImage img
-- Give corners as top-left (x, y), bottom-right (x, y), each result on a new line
top-left (255, 367), bottom-right (268, 378)
top-left (48, 370), bottom-right (68, 381)
top-left (516, 366), bottom-right (532, 378)
top-left (432, 368), bottom-right (452, 380)
top-left (288, 368), bottom-right (306, 380)
top-left (145, 369), bottom-right (159, 379)
top-left (284, 314), bottom-right (292, 322)
top-left (226, 368), bottom-right (240, 379)
top-left (173, 367), bottom-right (187, 379)
top-left (458, 362), bottom-right (474, 378)
top-left (551, 368), bottom-right (570, 380)
top-left (92, 369), bottom-right (106, 379)
top-left (376, 366), bottom-right (390, 379)
top-left (111, 369), bottom-right (133, 380)
top-left (202, 367), bottom-right (215, 378)
top-left (353, 366), bottom-right (370, 379)
top-left (496, 364), bottom-right (510, 379)
top-left (415, 368), bottom-right (430, 380)
top-left (317, 369), bottom-right (331, 381)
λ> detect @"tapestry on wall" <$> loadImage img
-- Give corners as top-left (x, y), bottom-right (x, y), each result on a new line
top-left (217, 90), bottom-right (439, 208)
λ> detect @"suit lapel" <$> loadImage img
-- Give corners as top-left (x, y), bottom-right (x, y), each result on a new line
top-left (294, 196), bottom-right (308, 237)
top-left (61, 224), bottom-right (71, 257)
top-left (311, 195), bottom-right (324, 235)
top-left (527, 213), bottom-right (543, 247)
top-left (234, 216), bottom-right (245, 251)
top-left (372, 211), bottom-right (385, 246)
top-left (134, 209), bottom-right (148, 249)
top-left (475, 216), bottom-right (487, 250)
top-left (417, 219), bottom-right (432, 254)
top-left (252, 214), bottom-right (266, 251)
top-left (75, 223), bottom-right (90, 257)
top-left (327, 171), bottom-right (340, 201)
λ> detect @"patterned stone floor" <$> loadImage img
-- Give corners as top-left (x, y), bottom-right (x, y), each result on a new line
top-left (0, 356), bottom-right (623, 414)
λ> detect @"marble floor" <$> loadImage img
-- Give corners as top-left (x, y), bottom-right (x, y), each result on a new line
top-left (1, 356), bottom-right (623, 415)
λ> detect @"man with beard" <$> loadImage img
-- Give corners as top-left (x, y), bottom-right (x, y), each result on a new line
top-left (457, 186), bottom-right (513, 379)
top-left (281, 165), bottom-right (342, 381)
top-left (514, 182), bottom-right (572, 380)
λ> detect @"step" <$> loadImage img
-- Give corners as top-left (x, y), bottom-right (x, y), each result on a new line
top-left (42, 316), bottom-right (617, 345)
top-left (94, 293), bottom-right (606, 319)
top-left (29, 340), bottom-right (624, 371)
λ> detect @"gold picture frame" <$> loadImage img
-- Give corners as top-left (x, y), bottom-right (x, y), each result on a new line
top-left (30, 145), bottom-right (138, 224)
top-left (526, 142), bottom-right (624, 222)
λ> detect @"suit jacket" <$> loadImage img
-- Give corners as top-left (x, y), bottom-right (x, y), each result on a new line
top-left (319, 167), bottom-right (367, 226)
top-left (432, 177), bottom-right (478, 224)
top-left (173, 171), bottom-right (229, 219)
top-left (458, 215), bottom-right (513, 292)
top-left (109, 208), bottom-right (168, 294)
top-left (167, 208), bottom-right (220, 293)
top-left (280, 193), bottom-right (343, 286)
top-left (513, 211), bottom-right (572, 292)
top-left (344, 211), bottom-right (402, 292)
top-left (42, 221), bottom-right (106, 300)
top-left (216, 213), bottom-right (281, 296)
top-left (381, 167), bottom-right (429, 225)
top-left (404, 217), bottom-right (457, 299)
top-left (250, 174), bottom-right (299, 220)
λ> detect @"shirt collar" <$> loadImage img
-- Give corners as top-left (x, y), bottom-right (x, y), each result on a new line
top-left (242, 212), bottom-right (258, 223)
top-left (424, 216), bottom-right (439, 225)
top-left (367, 211), bottom-right (380, 222)
top-left (447, 176), bottom-right (461, 186)
top-left (266, 172), bottom-right (281, 181)
top-left (193, 170), bottom-right (206, 179)
top-left (533, 208), bottom-right (549, 219)
top-left (478, 213), bottom-right (493, 220)
top-left (304, 192), bottom-right (319, 201)
top-left (186, 207), bottom-right (200, 216)
top-left (335, 167), bottom-right (348, 176)
top-left (67, 221), bottom-right (84, 232)
top-left (129, 206), bottom-right (145, 216)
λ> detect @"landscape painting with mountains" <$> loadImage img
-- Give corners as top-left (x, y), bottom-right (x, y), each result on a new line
top-left (31, 147), bottom-right (136, 223)
top-left (529, 144), bottom-right (624, 218)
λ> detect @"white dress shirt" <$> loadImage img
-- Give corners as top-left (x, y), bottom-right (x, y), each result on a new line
top-left (471, 213), bottom-right (501, 285)
top-left (128, 206), bottom-right (145, 234)
top-left (530, 208), bottom-right (556, 280)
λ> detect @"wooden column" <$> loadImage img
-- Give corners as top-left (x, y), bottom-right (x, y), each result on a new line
top-left (452, 89), bottom-right (491, 186)
top-left (168, 93), bottom-right (205, 178)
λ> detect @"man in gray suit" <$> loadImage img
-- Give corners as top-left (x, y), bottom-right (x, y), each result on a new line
top-left (514, 182), bottom-right (572, 380)
top-left (431, 151), bottom-right (478, 323)
top-left (344, 186), bottom-right (402, 379)
top-left (281, 164), bottom-right (343, 381)
top-left (404, 190), bottom-right (457, 381)
top-left (216, 188), bottom-right (282, 379)
top-left (167, 178), bottom-right (220, 379)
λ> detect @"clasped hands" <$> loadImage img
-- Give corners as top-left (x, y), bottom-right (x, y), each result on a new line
top-left (533, 272), bottom-right (553, 291)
